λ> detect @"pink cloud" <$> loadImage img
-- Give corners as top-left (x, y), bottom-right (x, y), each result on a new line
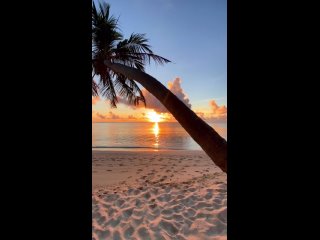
top-left (209, 100), bottom-right (227, 122)
top-left (210, 100), bottom-right (227, 116)
top-left (167, 77), bottom-right (191, 109)
top-left (194, 100), bottom-right (227, 122)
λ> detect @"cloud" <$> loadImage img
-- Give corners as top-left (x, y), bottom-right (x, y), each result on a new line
top-left (95, 111), bottom-right (120, 120)
top-left (210, 100), bottom-right (227, 116)
top-left (168, 78), bottom-right (192, 108)
top-left (96, 112), bottom-right (106, 119)
top-left (209, 100), bottom-right (227, 122)
top-left (194, 100), bottom-right (227, 122)
top-left (128, 115), bottom-right (137, 119)
top-left (209, 100), bottom-right (227, 116)
top-left (108, 111), bottom-right (120, 119)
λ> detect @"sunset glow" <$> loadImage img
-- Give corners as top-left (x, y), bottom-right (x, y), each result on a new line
top-left (147, 111), bottom-right (162, 123)
top-left (152, 122), bottom-right (160, 147)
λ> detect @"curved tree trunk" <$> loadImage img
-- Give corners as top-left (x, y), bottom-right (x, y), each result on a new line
top-left (104, 61), bottom-right (227, 173)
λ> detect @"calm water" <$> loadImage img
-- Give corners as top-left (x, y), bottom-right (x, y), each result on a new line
top-left (92, 122), bottom-right (227, 151)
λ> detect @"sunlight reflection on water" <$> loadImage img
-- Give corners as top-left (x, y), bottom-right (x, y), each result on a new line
top-left (92, 122), bottom-right (227, 150)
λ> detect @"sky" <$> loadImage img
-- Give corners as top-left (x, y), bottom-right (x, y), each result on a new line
top-left (92, 0), bottom-right (227, 123)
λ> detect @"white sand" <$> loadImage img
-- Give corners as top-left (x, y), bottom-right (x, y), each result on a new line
top-left (92, 150), bottom-right (227, 240)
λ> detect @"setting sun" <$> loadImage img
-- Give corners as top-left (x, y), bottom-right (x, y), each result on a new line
top-left (147, 111), bottom-right (162, 123)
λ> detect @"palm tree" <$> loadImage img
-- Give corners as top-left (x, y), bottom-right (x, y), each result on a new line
top-left (92, 1), bottom-right (227, 173)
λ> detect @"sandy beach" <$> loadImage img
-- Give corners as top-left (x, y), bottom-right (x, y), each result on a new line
top-left (92, 150), bottom-right (227, 240)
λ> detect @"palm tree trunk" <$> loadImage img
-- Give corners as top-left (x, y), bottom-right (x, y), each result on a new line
top-left (104, 61), bottom-right (227, 173)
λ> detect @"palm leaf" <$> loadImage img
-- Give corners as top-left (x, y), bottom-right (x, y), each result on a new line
top-left (92, 1), bottom-right (170, 108)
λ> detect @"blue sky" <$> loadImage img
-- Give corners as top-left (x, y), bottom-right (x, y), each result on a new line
top-left (92, 0), bottom-right (227, 122)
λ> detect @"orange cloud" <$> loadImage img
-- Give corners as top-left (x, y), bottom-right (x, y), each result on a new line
top-left (209, 100), bottom-right (227, 122)
top-left (210, 100), bottom-right (227, 116)
top-left (108, 111), bottom-right (120, 119)
top-left (95, 111), bottom-right (120, 120)
top-left (194, 100), bottom-right (227, 122)
top-left (96, 112), bottom-right (106, 119)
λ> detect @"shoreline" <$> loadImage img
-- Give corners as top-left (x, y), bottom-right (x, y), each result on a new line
top-left (92, 150), bottom-right (225, 189)
top-left (92, 148), bottom-right (204, 152)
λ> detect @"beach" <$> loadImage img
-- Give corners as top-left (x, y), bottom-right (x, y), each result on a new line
top-left (92, 150), bottom-right (227, 240)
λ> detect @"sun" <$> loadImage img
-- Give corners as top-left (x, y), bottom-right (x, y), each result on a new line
top-left (147, 111), bottom-right (162, 123)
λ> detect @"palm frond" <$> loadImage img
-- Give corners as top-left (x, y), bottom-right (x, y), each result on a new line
top-left (92, 1), bottom-right (170, 108)
top-left (112, 33), bottom-right (171, 70)
top-left (92, 79), bottom-right (99, 96)
top-left (95, 69), bottom-right (118, 107)
top-left (113, 74), bottom-right (146, 106)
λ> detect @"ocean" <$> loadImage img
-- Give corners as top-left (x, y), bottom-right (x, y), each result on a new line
top-left (92, 122), bottom-right (227, 151)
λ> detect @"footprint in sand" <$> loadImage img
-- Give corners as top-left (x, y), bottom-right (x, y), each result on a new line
top-left (159, 176), bottom-right (168, 182)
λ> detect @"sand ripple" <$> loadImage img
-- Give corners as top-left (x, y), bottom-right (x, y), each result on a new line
top-left (93, 151), bottom-right (227, 240)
